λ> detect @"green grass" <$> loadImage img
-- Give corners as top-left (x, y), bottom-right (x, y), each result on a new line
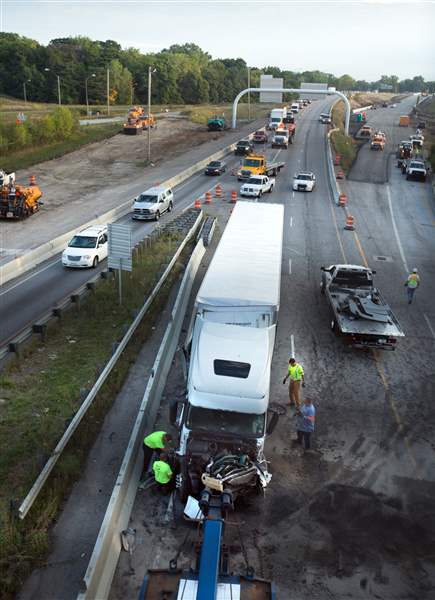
top-left (182, 103), bottom-right (272, 126)
top-left (1, 123), bottom-right (121, 172)
top-left (331, 101), bottom-right (358, 173)
top-left (0, 232), bottom-right (192, 598)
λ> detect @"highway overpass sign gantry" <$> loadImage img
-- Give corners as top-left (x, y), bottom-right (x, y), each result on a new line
top-left (232, 87), bottom-right (351, 136)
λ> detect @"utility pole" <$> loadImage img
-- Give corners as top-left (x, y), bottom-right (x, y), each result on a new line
top-left (57, 75), bottom-right (61, 106)
top-left (23, 80), bottom-right (30, 105)
top-left (248, 67), bottom-right (251, 121)
top-left (107, 68), bottom-right (110, 116)
top-left (147, 66), bottom-right (156, 164)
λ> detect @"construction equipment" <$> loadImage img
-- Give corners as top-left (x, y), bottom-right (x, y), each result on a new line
top-left (123, 106), bottom-right (156, 135)
top-left (399, 115), bottom-right (410, 127)
top-left (207, 115), bottom-right (226, 131)
top-left (237, 153), bottom-right (285, 181)
top-left (370, 131), bottom-right (386, 151)
top-left (139, 491), bottom-right (276, 599)
top-left (0, 174), bottom-right (43, 219)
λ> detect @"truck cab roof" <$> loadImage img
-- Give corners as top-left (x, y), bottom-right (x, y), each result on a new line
top-left (189, 320), bottom-right (274, 414)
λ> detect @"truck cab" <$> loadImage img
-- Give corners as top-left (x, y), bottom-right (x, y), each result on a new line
top-left (272, 129), bottom-right (289, 149)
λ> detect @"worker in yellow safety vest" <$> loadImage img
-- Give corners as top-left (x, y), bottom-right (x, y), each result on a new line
top-left (283, 357), bottom-right (305, 408)
top-left (143, 430), bottom-right (172, 472)
top-left (152, 452), bottom-right (173, 494)
top-left (405, 268), bottom-right (420, 304)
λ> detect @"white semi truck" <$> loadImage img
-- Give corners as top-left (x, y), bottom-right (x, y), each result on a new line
top-left (173, 202), bottom-right (284, 502)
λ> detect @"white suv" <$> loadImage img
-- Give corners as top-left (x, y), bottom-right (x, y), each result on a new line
top-left (293, 172), bottom-right (316, 192)
top-left (62, 226), bottom-right (108, 268)
top-left (132, 186), bottom-right (174, 221)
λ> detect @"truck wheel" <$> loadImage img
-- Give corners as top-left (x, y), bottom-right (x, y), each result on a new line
top-left (269, 185), bottom-right (274, 193)
top-left (155, 211), bottom-right (160, 221)
top-left (259, 191), bottom-right (263, 197)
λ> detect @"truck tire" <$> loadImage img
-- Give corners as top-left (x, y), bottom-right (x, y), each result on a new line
top-left (269, 185), bottom-right (274, 193)
top-left (155, 211), bottom-right (160, 221)
top-left (259, 191), bottom-right (263, 197)
top-left (331, 319), bottom-right (338, 333)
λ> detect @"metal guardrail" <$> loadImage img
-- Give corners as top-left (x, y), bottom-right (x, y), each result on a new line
top-left (77, 239), bottom-right (206, 600)
top-left (326, 127), bottom-right (340, 206)
top-left (18, 210), bottom-right (203, 519)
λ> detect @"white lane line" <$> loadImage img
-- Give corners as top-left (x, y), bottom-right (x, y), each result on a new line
top-left (289, 259), bottom-right (292, 275)
top-left (272, 149), bottom-right (282, 162)
top-left (423, 314), bottom-right (435, 340)
top-left (290, 334), bottom-right (295, 359)
top-left (386, 184), bottom-right (409, 274)
top-left (292, 191), bottom-right (295, 199)
top-left (0, 257), bottom-right (60, 296)
top-left (290, 216), bottom-right (293, 227)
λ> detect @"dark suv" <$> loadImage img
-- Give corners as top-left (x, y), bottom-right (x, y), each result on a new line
top-left (235, 140), bottom-right (254, 156)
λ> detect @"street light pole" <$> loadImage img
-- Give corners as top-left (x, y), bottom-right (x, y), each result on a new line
top-left (85, 73), bottom-right (96, 117)
top-left (248, 67), bottom-right (251, 121)
top-left (147, 66), bottom-right (156, 164)
top-left (44, 68), bottom-right (61, 105)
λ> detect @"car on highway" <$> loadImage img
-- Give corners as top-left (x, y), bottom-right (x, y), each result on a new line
top-left (235, 139), bottom-right (254, 156)
top-left (62, 225), bottom-right (108, 269)
top-left (319, 113), bottom-right (332, 124)
top-left (410, 133), bottom-right (424, 148)
top-left (240, 175), bottom-right (275, 198)
top-left (417, 121), bottom-right (426, 129)
top-left (253, 130), bottom-right (268, 143)
top-left (204, 160), bottom-right (226, 176)
top-left (132, 186), bottom-right (174, 221)
top-left (293, 172), bottom-right (316, 192)
top-left (406, 160), bottom-right (427, 181)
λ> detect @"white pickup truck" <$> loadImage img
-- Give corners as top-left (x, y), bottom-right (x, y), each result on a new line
top-left (406, 159), bottom-right (427, 181)
top-left (240, 175), bottom-right (275, 198)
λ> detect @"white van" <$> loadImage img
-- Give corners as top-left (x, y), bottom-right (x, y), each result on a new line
top-left (62, 225), bottom-right (108, 268)
top-left (132, 186), bottom-right (174, 221)
top-left (291, 103), bottom-right (299, 114)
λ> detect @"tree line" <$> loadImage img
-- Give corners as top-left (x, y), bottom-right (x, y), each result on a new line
top-left (1, 33), bottom-right (434, 106)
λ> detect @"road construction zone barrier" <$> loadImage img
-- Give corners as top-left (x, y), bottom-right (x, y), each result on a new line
top-left (230, 191), bottom-right (237, 203)
top-left (336, 170), bottom-right (345, 180)
top-left (334, 154), bottom-right (341, 166)
top-left (339, 193), bottom-right (347, 207)
top-left (345, 214), bottom-right (355, 230)
top-left (194, 198), bottom-right (201, 209)
top-left (215, 184), bottom-right (222, 198)
top-left (204, 191), bottom-right (212, 205)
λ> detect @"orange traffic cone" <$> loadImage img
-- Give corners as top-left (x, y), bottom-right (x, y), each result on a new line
top-left (339, 193), bottom-right (347, 207)
top-left (194, 198), bottom-right (201, 209)
top-left (215, 184), bottom-right (222, 198)
top-left (205, 191), bottom-right (212, 205)
top-left (336, 170), bottom-right (345, 180)
top-left (344, 214), bottom-right (355, 230)
top-left (230, 191), bottom-right (237, 204)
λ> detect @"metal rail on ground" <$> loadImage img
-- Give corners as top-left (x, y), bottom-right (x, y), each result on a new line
top-left (18, 210), bottom-right (203, 519)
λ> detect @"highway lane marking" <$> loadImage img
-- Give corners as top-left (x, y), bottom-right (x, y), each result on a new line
top-left (352, 230), bottom-right (369, 268)
top-left (0, 257), bottom-right (60, 297)
top-left (290, 334), bottom-right (295, 359)
top-left (423, 313), bottom-right (435, 340)
top-left (327, 196), bottom-right (347, 263)
top-left (272, 149), bottom-right (282, 162)
top-left (288, 259), bottom-right (292, 275)
top-left (292, 191), bottom-right (295, 199)
top-left (386, 184), bottom-right (409, 274)
top-left (290, 216), bottom-right (293, 227)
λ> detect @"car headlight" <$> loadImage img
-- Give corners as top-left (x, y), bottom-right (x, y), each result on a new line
top-left (82, 255), bottom-right (92, 260)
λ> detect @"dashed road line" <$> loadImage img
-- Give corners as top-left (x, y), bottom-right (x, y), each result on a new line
top-left (290, 334), bottom-right (295, 359)
top-left (386, 184), bottom-right (409, 274)
top-left (423, 313), bottom-right (435, 339)
top-left (288, 259), bottom-right (292, 275)
top-left (290, 216), bottom-right (293, 227)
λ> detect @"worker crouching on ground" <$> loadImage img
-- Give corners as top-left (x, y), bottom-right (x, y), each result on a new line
top-left (283, 357), bottom-right (305, 408)
top-left (152, 452), bottom-right (174, 495)
top-left (294, 397), bottom-right (316, 451)
top-left (143, 430), bottom-right (172, 473)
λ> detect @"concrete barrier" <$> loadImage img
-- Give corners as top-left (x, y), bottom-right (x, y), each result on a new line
top-left (77, 239), bottom-right (206, 600)
top-left (1, 130), bottom-right (258, 287)
top-left (326, 127), bottom-right (340, 206)
top-left (18, 211), bottom-right (202, 519)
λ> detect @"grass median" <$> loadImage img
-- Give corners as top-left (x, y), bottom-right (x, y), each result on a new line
top-left (0, 232), bottom-right (192, 599)
top-left (331, 101), bottom-right (358, 173)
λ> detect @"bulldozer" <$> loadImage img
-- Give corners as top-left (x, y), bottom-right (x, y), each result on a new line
top-left (0, 173), bottom-right (43, 219)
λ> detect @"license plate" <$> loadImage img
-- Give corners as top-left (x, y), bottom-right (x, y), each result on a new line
top-left (6, 211), bottom-right (13, 218)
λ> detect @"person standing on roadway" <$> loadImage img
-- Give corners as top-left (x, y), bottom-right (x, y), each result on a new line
top-left (295, 397), bottom-right (316, 451)
top-left (143, 431), bottom-right (172, 472)
top-left (152, 452), bottom-right (174, 494)
top-left (404, 268), bottom-right (420, 304)
top-left (283, 357), bottom-right (305, 408)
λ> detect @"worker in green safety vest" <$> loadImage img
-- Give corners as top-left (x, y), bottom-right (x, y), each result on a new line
top-left (152, 452), bottom-right (173, 494)
top-left (143, 430), bottom-right (172, 473)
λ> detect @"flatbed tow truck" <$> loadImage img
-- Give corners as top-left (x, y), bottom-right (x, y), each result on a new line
top-left (139, 491), bottom-right (275, 599)
top-left (321, 264), bottom-right (404, 350)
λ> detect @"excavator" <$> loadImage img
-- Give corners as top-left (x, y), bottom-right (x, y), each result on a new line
top-left (0, 171), bottom-right (43, 219)
top-left (139, 490), bottom-right (276, 599)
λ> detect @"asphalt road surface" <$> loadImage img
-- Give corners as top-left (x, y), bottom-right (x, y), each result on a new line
top-left (111, 95), bottom-right (435, 600)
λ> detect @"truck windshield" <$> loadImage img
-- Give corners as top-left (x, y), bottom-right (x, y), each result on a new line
top-left (137, 194), bottom-right (158, 203)
top-left (243, 159), bottom-right (261, 167)
top-left (68, 236), bottom-right (97, 249)
top-left (187, 405), bottom-right (265, 437)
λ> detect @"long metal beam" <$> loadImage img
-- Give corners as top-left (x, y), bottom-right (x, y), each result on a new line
top-left (232, 88), bottom-right (351, 135)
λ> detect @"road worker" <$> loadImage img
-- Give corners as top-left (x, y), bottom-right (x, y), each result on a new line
top-left (295, 397), bottom-right (316, 451)
top-left (404, 268), bottom-right (420, 304)
top-left (283, 357), bottom-right (305, 408)
top-left (143, 431), bottom-right (172, 472)
top-left (152, 452), bottom-right (173, 494)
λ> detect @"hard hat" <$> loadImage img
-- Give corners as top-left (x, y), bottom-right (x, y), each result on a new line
top-left (413, 268), bottom-right (418, 273)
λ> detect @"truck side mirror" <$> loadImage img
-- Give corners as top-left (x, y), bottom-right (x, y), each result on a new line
top-left (320, 266), bottom-right (325, 271)
top-left (266, 411), bottom-right (279, 435)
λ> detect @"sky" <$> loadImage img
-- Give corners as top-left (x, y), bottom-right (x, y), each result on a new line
top-left (1, 0), bottom-right (435, 81)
